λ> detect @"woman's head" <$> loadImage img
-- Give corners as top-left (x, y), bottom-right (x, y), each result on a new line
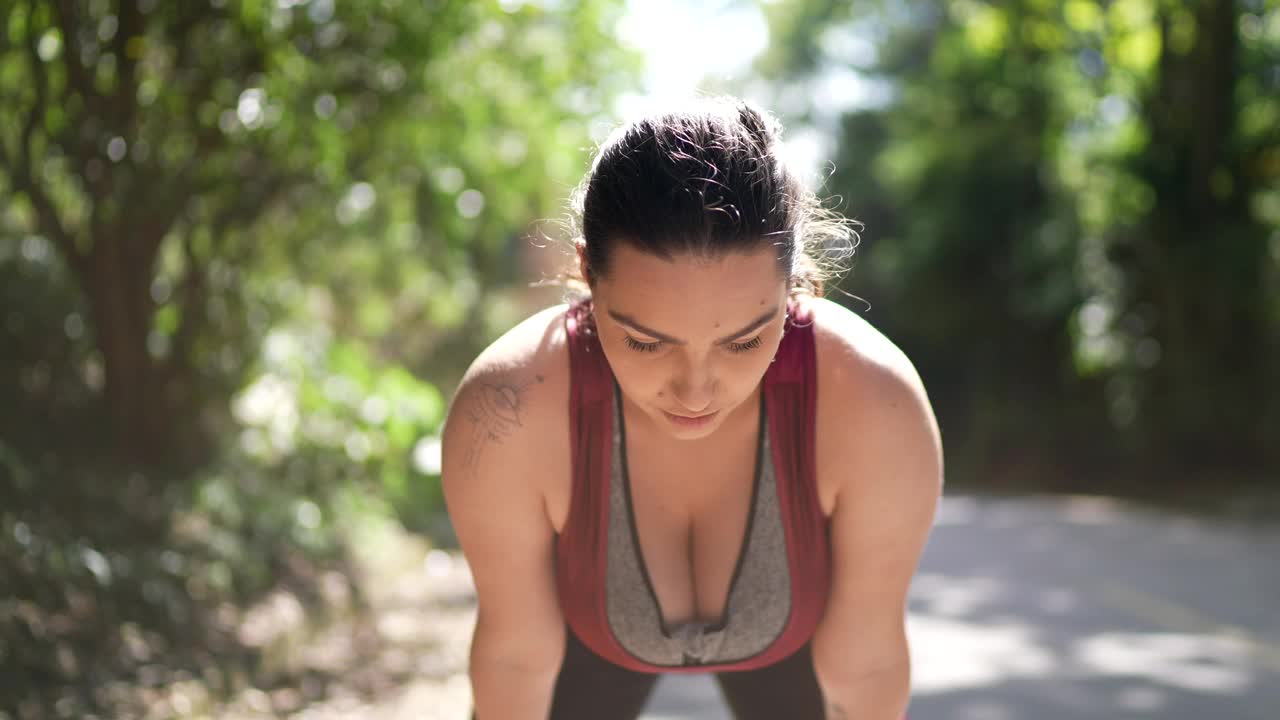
top-left (570, 95), bottom-right (854, 295)
top-left (557, 95), bottom-right (859, 439)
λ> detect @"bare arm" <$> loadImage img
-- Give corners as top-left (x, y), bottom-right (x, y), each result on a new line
top-left (443, 366), bottom-right (566, 719)
top-left (811, 332), bottom-right (943, 720)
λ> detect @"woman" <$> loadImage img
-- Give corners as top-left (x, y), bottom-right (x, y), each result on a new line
top-left (442, 96), bottom-right (942, 719)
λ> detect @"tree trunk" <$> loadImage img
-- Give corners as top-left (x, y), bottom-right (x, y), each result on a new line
top-left (1136, 0), bottom-right (1269, 467)
top-left (86, 233), bottom-right (173, 470)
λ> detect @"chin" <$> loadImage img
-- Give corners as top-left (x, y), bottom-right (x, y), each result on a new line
top-left (665, 422), bottom-right (721, 441)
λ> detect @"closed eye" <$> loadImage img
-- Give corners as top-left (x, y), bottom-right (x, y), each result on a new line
top-left (728, 336), bottom-right (763, 353)
top-left (623, 335), bottom-right (662, 353)
top-left (623, 335), bottom-right (763, 354)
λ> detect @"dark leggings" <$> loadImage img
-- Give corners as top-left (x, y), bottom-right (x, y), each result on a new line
top-left (544, 627), bottom-right (827, 720)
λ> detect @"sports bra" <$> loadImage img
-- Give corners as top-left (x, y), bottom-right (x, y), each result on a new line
top-left (555, 297), bottom-right (831, 673)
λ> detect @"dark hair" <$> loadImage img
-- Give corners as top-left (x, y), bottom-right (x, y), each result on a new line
top-left (550, 94), bottom-right (860, 298)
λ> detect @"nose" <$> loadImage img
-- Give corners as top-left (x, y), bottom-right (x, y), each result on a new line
top-left (670, 358), bottom-right (716, 414)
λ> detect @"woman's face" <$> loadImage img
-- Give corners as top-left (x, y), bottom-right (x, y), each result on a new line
top-left (587, 242), bottom-right (790, 441)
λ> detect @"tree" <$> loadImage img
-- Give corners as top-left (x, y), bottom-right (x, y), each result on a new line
top-left (0, 0), bottom-right (640, 470)
top-left (0, 1), bottom-right (642, 713)
top-left (754, 0), bottom-right (1280, 487)
top-left (1119, 0), bottom-right (1278, 466)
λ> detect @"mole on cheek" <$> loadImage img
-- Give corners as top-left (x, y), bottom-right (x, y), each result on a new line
top-left (657, 391), bottom-right (665, 397)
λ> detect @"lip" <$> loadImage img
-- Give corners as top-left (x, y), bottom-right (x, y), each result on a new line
top-left (662, 409), bottom-right (719, 428)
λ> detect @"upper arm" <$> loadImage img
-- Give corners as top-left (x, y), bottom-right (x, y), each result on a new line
top-left (811, 315), bottom-right (943, 683)
top-left (442, 355), bottom-right (566, 668)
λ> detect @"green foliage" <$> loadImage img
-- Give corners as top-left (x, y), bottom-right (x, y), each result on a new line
top-left (760, 0), bottom-right (1280, 485)
top-left (1, 0), bottom-right (641, 714)
top-left (230, 321), bottom-right (446, 535)
top-left (0, 0), bottom-right (641, 466)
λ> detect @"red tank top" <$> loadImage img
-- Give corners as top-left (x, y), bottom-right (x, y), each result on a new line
top-left (556, 297), bottom-right (831, 673)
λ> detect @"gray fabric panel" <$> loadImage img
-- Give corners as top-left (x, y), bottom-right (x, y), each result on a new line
top-left (603, 386), bottom-right (792, 667)
top-left (604, 389), bottom-right (682, 665)
top-left (713, 426), bottom-right (791, 661)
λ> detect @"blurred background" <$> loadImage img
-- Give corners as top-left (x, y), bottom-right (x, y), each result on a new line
top-left (0, 0), bottom-right (1276, 718)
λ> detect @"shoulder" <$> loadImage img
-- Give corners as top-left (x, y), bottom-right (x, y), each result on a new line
top-left (806, 295), bottom-right (923, 401)
top-left (805, 296), bottom-right (943, 507)
top-left (442, 303), bottom-right (574, 506)
top-left (455, 302), bottom-right (573, 390)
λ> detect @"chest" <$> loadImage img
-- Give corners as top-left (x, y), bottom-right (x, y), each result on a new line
top-left (622, 419), bottom-right (762, 627)
top-left (545, 397), bottom-right (841, 631)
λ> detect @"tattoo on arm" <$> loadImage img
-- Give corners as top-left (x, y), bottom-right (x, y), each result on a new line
top-left (825, 703), bottom-right (848, 720)
top-left (461, 374), bottom-right (543, 477)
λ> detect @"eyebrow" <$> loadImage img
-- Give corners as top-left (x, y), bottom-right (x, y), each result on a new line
top-left (606, 306), bottom-right (779, 346)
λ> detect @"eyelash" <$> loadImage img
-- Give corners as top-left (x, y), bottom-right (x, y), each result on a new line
top-left (623, 335), bottom-right (763, 354)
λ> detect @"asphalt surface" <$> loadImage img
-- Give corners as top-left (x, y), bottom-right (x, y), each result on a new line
top-left (639, 493), bottom-right (1280, 719)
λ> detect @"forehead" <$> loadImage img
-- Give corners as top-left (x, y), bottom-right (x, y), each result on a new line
top-left (600, 243), bottom-right (786, 327)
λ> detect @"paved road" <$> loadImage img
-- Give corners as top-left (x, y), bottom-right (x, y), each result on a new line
top-left (640, 493), bottom-right (1280, 719)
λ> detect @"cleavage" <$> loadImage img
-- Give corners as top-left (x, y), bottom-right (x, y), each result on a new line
top-left (622, 406), bottom-right (761, 630)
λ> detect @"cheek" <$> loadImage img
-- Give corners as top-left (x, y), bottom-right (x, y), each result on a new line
top-left (738, 349), bottom-right (779, 386)
top-left (612, 361), bottom-right (671, 407)
top-left (597, 343), bottom-right (661, 389)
